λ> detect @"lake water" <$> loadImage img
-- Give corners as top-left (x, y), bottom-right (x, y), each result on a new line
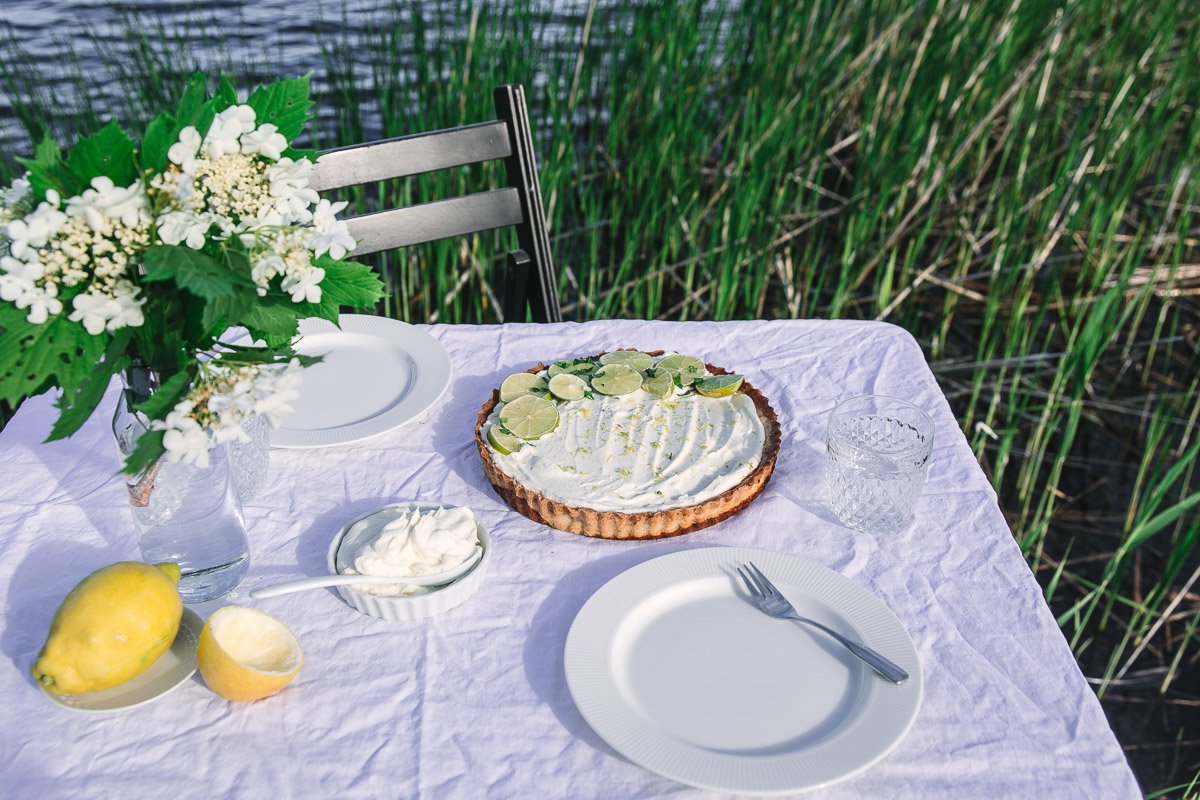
top-left (0, 0), bottom-right (598, 158)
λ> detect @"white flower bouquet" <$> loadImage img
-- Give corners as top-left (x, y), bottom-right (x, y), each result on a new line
top-left (0, 73), bottom-right (382, 472)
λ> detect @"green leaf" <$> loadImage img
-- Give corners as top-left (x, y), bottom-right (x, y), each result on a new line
top-left (66, 120), bottom-right (138, 187)
top-left (214, 74), bottom-right (239, 112)
top-left (0, 302), bottom-right (108, 407)
top-left (202, 291), bottom-right (254, 334)
top-left (143, 245), bottom-right (251, 299)
top-left (48, 329), bottom-right (133, 441)
top-left (122, 428), bottom-right (165, 476)
top-left (174, 72), bottom-right (216, 139)
top-left (291, 293), bottom-right (341, 326)
top-left (17, 135), bottom-right (78, 199)
top-left (132, 294), bottom-right (188, 376)
top-left (282, 146), bottom-right (318, 162)
top-left (134, 369), bottom-right (191, 420)
top-left (214, 345), bottom-right (289, 365)
top-left (314, 257), bottom-right (385, 308)
top-left (246, 74), bottom-right (313, 141)
top-left (141, 113), bottom-right (177, 174)
top-left (242, 299), bottom-right (302, 339)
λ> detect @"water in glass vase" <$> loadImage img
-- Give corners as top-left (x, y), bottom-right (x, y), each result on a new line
top-left (114, 367), bottom-right (250, 602)
top-left (129, 446), bottom-right (250, 601)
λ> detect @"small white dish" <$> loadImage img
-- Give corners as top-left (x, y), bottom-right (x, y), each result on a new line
top-left (325, 502), bottom-right (491, 621)
top-left (271, 314), bottom-right (453, 449)
top-left (564, 547), bottom-right (922, 795)
top-left (39, 607), bottom-right (203, 713)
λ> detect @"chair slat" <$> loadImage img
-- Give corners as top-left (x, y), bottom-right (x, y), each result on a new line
top-left (311, 121), bottom-right (512, 192)
top-left (346, 188), bottom-right (524, 256)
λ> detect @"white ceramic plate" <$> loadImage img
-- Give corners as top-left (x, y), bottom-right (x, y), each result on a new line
top-left (273, 314), bottom-right (452, 448)
top-left (564, 547), bottom-right (922, 795)
top-left (40, 607), bottom-right (203, 713)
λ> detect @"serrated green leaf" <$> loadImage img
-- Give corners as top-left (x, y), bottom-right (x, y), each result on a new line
top-left (246, 74), bottom-right (313, 141)
top-left (66, 120), bottom-right (137, 187)
top-left (314, 257), bottom-right (384, 308)
top-left (242, 299), bottom-right (302, 338)
top-left (48, 329), bottom-right (133, 441)
top-left (17, 135), bottom-right (78, 199)
top-left (202, 290), bottom-right (254, 334)
top-left (0, 302), bottom-right (108, 407)
top-left (141, 113), bottom-right (177, 174)
top-left (134, 369), bottom-right (191, 420)
top-left (143, 245), bottom-right (251, 300)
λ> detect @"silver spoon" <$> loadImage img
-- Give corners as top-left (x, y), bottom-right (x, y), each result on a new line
top-left (249, 546), bottom-right (483, 599)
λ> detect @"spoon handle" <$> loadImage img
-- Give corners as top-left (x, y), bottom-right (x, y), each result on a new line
top-left (249, 546), bottom-right (484, 600)
top-left (249, 575), bottom-right (406, 599)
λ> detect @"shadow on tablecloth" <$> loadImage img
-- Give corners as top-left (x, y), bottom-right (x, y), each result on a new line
top-left (521, 539), bottom-right (701, 762)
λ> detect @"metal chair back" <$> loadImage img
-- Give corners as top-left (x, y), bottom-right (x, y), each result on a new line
top-left (310, 84), bottom-right (561, 322)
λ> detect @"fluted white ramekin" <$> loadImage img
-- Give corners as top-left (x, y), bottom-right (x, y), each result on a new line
top-left (325, 502), bottom-right (491, 621)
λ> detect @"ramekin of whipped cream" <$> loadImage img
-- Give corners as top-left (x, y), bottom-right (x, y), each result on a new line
top-left (327, 502), bottom-right (492, 621)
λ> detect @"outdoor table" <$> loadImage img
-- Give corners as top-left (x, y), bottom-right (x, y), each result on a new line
top-left (0, 320), bottom-right (1138, 798)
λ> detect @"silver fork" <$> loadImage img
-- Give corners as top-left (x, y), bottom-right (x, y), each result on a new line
top-left (736, 562), bottom-right (909, 684)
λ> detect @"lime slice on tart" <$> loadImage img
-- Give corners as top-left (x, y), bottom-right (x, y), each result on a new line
top-left (641, 368), bottom-right (675, 399)
top-left (694, 374), bottom-right (744, 398)
top-left (656, 354), bottom-right (706, 385)
top-left (548, 373), bottom-right (588, 401)
top-left (590, 364), bottom-right (643, 396)
top-left (547, 358), bottom-right (597, 378)
top-left (499, 395), bottom-right (560, 439)
top-left (599, 350), bottom-right (654, 371)
top-left (500, 373), bottom-right (548, 403)
top-left (487, 425), bottom-right (524, 455)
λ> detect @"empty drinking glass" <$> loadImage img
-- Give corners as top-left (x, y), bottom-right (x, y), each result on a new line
top-left (824, 395), bottom-right (934, 534)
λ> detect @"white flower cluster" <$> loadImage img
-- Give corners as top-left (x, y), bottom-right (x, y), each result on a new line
top-left (0, 177), bottom-right (149, 329)
top-left (152, 358), bottom-right (302, 468)
top-left (155, 104), bottom-right (355, 303)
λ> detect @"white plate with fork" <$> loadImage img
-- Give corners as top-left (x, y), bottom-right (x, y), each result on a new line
top-left (563, 547), bottom-right (922, 795)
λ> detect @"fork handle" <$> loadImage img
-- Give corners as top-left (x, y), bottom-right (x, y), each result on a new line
top-left (784, 613), bottom-right (909, 684)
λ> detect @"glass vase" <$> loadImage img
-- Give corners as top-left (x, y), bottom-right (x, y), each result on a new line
top-left (112, 365), bottom-right (250, 602)
top-left (229, 413), bottom-right (271, 501)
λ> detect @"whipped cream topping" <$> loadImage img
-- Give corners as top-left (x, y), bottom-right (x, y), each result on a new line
top-left (485, 365), bottom-right (765, 512)
top-left (344, 506), bottom-right (480, 596)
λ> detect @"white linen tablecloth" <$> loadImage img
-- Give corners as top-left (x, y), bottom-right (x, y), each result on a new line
top-left (0, 320), bottom-right (1137, 799)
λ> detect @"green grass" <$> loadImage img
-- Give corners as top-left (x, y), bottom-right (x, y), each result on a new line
top-left (2, 0), bottom-right (1198, 791)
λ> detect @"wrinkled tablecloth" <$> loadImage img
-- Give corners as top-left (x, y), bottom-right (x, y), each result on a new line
top-left (0, 320), bottom-right (1137, 799)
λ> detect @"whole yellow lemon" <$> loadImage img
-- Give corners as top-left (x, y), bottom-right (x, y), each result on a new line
top-left (32, 561), bottom-right (183, 694)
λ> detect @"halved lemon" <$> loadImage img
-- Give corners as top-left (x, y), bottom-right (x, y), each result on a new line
top-left (591, 364), bottom-right (643, 396)
top-left (656, 354), bottom-right (706, 385)
top-left (599, 350), bottom-right (654, 371)
top-left (197, 606), bottom-right (302, 702)
top-left (499, 395), bottom-right (560, 439)
top-left (548, 373), bottom-right (588, 401)
top-left (694, 374), bottom-right (744, 397)
top-left (499, 373), bottom-right (548, 403)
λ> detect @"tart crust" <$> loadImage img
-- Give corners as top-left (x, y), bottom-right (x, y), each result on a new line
top-left (474, 353), bottom-right (782, 539)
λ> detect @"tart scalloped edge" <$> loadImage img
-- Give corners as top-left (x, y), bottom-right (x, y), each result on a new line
top-left (474, 351), bottom-right (782, 540)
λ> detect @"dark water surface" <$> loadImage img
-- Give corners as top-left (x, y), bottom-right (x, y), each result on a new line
top-left (0, 0), bottom-right (594, 157)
